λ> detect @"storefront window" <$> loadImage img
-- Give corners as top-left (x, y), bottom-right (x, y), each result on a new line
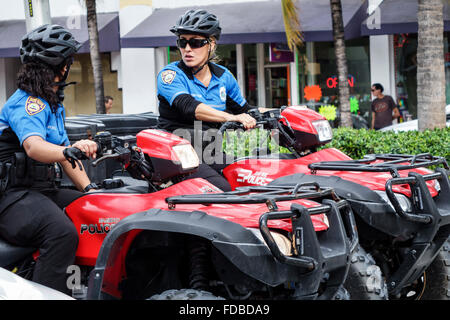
top-left (243, 44), bottom-right (257, 106)
top-left (297, 38), bottom-right (372, 124)
top-left (264, 43), bottom-right (292, 108)
top-left (394, 33), bottom-right (418, 119)
top-left (445, 33), bottom-right (450, 105)
top-left (395, 32), bottom-right (450, 119)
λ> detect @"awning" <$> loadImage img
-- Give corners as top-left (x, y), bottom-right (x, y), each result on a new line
top-left (121, 0), bottom-right (367, 48)
top-left (361, 0), bottom-right (450, 36)
top-left (0, 12), bottom-right (119, 58)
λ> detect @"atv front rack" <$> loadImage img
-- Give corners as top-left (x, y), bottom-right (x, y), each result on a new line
top-left (166, 183), bottom-right (358, 270)
top-left (166, 183), bottom-right (339, 211)
top-left (308, 153), bottom-right (449, 179)
top-left (309, 153), bottom-right (450, 224)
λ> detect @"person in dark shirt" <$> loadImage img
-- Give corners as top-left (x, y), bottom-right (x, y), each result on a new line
top-left (371, 83), bottom-right (400, 130)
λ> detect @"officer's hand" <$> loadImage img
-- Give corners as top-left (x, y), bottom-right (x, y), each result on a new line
top-left (72, 139), bottom-right (98, 159)
top-left (232, 113), bottom-right (256, 130)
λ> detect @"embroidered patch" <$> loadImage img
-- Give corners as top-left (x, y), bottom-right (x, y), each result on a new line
top-left (219, 86), bottom-right (226, 102)
top-left (25, 96), bottom-right (46, 116)
top-left (161, 70), bottom-right (176, 84)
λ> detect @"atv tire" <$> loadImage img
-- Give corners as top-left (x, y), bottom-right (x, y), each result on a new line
top-left (344, 245), bottom-right (388, 300)
top-left (420, 237), bottom-right (450, 300)
top-left (148, 289), bottom-right (225, 300)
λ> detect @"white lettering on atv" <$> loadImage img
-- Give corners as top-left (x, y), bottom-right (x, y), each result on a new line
top-left (236, 169), bottom-right (273, 186)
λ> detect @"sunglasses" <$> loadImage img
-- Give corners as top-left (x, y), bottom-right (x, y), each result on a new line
top-left (177, 38), bottom-right (209, 49)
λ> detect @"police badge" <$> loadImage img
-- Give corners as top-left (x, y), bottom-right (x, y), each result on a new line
top-left (25, 96), bottom-right (46, 116)
top-left (161, 70), bottom-right (176, 84)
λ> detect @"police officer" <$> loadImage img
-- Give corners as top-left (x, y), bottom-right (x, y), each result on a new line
top-left (157, 9), bottom-right (264, 191)
top-left (0, 24), bottom-right (98, 293)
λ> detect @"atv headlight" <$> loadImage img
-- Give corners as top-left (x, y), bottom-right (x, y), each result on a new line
top-left (248, 228), bottom-right (292, 256)
top-left (312, 120), bottom-right (333, 142)
top-left (434, 180), bottom-right (441, 193)
top-left (172, 143), bottom-right (199, 170)
top-left (374, 190), bottom-right (412, 213)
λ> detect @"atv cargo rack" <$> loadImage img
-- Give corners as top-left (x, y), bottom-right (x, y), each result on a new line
top-left (308, 153), bottom-right (449, 179)
top-left (166, 183), bottom-right (358, 270)
top-left (308, 153), bottom-right (450, 224)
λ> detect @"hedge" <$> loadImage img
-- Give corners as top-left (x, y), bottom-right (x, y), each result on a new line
top-left (223, 127), bottom-right (450, 163)
top-left (324, 127), bottom-right (450, 162)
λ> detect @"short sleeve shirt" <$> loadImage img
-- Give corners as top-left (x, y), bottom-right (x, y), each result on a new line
top-left (0, 89), bottom-right (70, 147)
top-left (157, 61), bottom-right (249, 131)
top-left (371, 95), bottom-right (397, 129)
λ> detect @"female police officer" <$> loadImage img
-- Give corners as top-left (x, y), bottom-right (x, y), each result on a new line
top-left (0, 24), bottom-right (98, 293)
top-left (157, 9), bottom-right (259, 191)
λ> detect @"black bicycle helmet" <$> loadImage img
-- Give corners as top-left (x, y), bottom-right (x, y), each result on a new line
top-left (170, 9), bottom-right (221, 40)
top-left (19, 24), bottom-right (82, 67)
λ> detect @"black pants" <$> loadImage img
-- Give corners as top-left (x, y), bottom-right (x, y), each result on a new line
top-left (0, 188), bottom-right (83, 294)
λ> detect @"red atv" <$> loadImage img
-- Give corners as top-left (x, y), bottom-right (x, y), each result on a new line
top-left (221, 106), bottom-right (450, 299)
top-left (0, 129), bottom-right (377, 300)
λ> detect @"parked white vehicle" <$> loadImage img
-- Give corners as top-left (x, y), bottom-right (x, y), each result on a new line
top-left (0, 267), bottom-right (73, 300)
top-left (380, 105), bottom-right (450, 132)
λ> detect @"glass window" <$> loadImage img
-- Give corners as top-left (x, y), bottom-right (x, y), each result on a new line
top-left (296, 38), bottom-right (371, 124)
top-left (394, 33), bottom-right (418, 119)
top-left (264, 43), bottom-right (292, 108)
top-left (243, 44), bottom-right (257, 106)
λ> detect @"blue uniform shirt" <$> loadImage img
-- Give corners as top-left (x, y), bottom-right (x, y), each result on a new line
top-left (157, 61), bottom-right (250, 131)
top-left (0, 89), bottom-right (70, 147)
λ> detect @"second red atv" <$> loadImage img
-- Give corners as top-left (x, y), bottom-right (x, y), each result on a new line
top-left (221, 106), bottom-right (450, 300)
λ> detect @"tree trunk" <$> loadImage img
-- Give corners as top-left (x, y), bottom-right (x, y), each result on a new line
top-left (330, 0), bottom-right (352, 127)
top-left (86, 0), bottom-right (105, 114)
top-left (417, 0), bottom-right (446, 131)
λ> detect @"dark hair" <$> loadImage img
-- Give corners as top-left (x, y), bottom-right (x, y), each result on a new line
top-left (16, 61), bottom-right (62, 107)
top-left (372, 83), bottom-right (384, 92)
top-left (105, 96), bottom-right (113, 102)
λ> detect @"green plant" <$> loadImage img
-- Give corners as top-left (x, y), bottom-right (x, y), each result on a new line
top-left (324, 127), bottom-right (450, 162)
top-left (223, 127), bottom-right (450, 164)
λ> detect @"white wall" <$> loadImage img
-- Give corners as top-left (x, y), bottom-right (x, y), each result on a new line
top-left (369, 35), bottom-right (396, 100)
top-left (152, 0), bottom-right (266, 9)
top-left (0, 0), bottom-right (119, 21)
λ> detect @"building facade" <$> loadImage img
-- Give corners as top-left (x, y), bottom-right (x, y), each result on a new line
top-left (0, 0), bottom-right (448, 123)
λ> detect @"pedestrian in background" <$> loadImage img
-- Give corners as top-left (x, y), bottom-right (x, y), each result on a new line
top-left (105, 95), bottom-right (113, 114)
top-left (370, 83), bottom-right (400, 130)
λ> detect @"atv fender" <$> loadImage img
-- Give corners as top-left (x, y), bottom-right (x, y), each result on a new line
top-left (87, 208), bottom-right (347, 300)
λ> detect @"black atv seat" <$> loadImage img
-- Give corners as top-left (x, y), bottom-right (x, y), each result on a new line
top-left (0, 238), bottom-right (36, 267)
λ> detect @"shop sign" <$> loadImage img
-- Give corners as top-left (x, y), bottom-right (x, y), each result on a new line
top-left (269, 43), bottom-right (294, 63)
top-left (326, 75), bottom-right (355, 88)
top-left (304, 85), bottom-right (322, 101)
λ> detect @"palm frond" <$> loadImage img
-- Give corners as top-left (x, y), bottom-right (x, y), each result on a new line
top-left (281, 0), bottom-right (303, 51)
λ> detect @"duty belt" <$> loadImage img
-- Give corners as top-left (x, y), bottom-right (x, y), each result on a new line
top-left (0, 152), bottom-right (60, 192)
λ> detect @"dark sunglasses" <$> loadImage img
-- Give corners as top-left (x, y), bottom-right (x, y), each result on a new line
top-left (177, 38), bottom-right (209, 49)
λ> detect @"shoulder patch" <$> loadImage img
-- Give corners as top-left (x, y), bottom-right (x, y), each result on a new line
top-left (25, 96), bottom-right (46, 116)
top-left (161, 70), bottom-right (177, 85)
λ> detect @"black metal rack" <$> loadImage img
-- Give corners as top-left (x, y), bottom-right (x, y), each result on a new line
top-left (308, 153), bottom-right (449, 178)
top-left (308, 153), bottom-right (450, 225)
top-left (166, 183), bottom-right (340, 211)
top-left (166, 183), bottom-right (358, 270)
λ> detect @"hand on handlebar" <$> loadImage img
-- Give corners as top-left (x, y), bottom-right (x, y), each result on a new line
top-left (231, 113), bottom-right (257, 130)
top-left (63, 139), bottom-right (98, 170)
top-left (63, 147), bottom-right (89, 170)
